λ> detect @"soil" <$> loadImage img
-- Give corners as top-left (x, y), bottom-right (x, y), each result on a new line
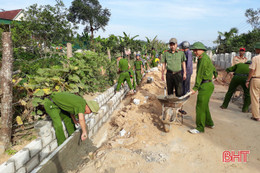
top-left (72, 64), bottom-right (260, 173)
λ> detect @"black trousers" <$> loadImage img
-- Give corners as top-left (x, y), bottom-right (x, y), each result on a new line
top-left (183, 73), bottom-right (191, 95)
top-left (166, 71), bottom-right (183, 97)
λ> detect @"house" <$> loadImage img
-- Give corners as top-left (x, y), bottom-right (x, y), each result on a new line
top-left (0, 9), bottom-right (23, 31)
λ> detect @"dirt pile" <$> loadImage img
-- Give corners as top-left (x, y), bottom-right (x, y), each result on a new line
top-left (73, 69), bottom-right (171, 173)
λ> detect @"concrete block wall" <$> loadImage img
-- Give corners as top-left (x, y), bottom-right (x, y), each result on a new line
top-left (211, 51), bottom-right (254, 69)
top-left (0, 82), bottom-right (130, 173)
top-left (0, 121), bottom-right (58, 173)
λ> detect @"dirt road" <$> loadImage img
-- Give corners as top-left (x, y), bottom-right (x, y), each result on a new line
top-left (73, 65), bottom-right (260, 173)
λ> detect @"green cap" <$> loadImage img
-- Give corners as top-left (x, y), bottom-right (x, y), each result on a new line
top-left (115, 53), bottom-right (122, 58)
top-left (254, 42), bottom-right (260, 49)
top-left (86, 100), bottom-right (99, 113)
top-left (190, 42), bottom-right (207, 51)
top-left (169, 38), bottom-right (177, 44)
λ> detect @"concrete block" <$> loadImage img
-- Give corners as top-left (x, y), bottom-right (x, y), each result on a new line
top-left (41, 133), bottom-right (53, 147)
top-left (88, 128), bottom-right (94, 138)
top-left (16, 167), bottom-right (26, 173)
top-left (88, 118), bottom-right (95, 130)
top-left (98, 119), bottom-right (103, 128)
top-left (93, 124), bottom-right (99, 135)
top-left (25, 154), bottom-right (39, 172)
top-left (25, 138), bottom-right (42, 157)
top-left (245, 52), bottom-right (252, 60)
top-left (93, 114), bottom-right (100, 127)
top-left (0, 161), bottom-right (15, 173)
top-left (220, 61), bottom-right (225, 69)
top-left (102, 115), bottom-right (107, 124)
top-left (49, 140), bottom-right (58, 152)
top-left (51, 127), bottom-right (56, 139)
top-left (97, 109), bottom-right (104, 119)
top-left (224, 53), bottom-right (229, 62)
top-left (107, 100), bottom-right (113, 109)
top-left (40, 145), bottom-right (50, 161)
top-left (9, 148), bottom-right (30, 170)
top-left (34, 120), bottom-right (52, 137)
top-left (225, 62), bottom-right (231, 68)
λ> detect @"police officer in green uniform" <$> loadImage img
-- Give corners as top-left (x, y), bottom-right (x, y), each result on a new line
top-left (128, 69), bottom-right (136, 91)
top-left (189, 42), bottom-right (218, 134)
top-left (116, 54), bottom-right (134, 93)
top-left (142, 53), bottom-right (149, 71)
top-left (151, 54), bottom-right (159, 67)
top-left (44, 92), bottom-right (99, 145)
top-left (134, 54), bottom-right (143, 85)
top-left (220, 61), bottom-right (251, 112)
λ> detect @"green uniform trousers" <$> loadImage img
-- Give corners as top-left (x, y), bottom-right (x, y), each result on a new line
top-left (135, 70), bottom-right (142, 85)
top-left (116, 71), bottom-right (133, 91)
top-left (145, 63), bottom-right (148, 70)
top-left (196, 82), bottom-right (214, 132)
top-left (44, 99), bottom-right (75, 145)
top-left (123, 72), bottom-right (136, 90)
top-left (221, 76), bottom-right (250, 112)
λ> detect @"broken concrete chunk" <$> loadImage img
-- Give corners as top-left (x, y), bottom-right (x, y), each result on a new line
top-left (119, 129), bottom-right (126, 137)
top-left (133, 99), bottom-right (140, 105)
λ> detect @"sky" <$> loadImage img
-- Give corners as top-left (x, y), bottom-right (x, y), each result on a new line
top-left (1, 0), bottom-right (258, 47)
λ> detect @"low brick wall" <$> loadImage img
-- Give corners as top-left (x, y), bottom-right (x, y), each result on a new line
top-left (0, 83), bottom-right (130, 173)
top-left (211, 52), bottom-right (254, 69)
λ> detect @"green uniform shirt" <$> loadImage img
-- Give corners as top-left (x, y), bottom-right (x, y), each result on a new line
top-left (134, 60), bottom-right (142, 70)
top-left (226, 63), bottom-right (249, 74)
top-left (161, 49), bottom-right (186, 72)
top-left (119, 58), bottom-right (129, 71)
top-left (193, 52), bottom-right (217, 91)
top-left (152, 50), bottom-right (156, 57)
top-left (51, 92), bottom-right (86, 115)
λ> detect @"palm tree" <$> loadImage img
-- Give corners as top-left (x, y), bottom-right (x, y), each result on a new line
top-left (214, 27), bottom-right (238, 53)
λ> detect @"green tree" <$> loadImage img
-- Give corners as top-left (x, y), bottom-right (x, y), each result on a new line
top-left (68, 0), bottom-right (111, 39)
top-left (213, 27), bottom-right (238, 53)
top-left (245, 8), bottom-right (260, 29)
top-left (19, 0), bottom-right (75, 49)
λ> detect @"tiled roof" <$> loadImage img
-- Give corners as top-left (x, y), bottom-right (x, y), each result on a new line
top-left (0, 9), bottom-right (22, 20)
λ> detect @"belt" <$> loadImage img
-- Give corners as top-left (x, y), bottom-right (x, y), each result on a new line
top-left (136, 69), bottom-right (141, 71)
top-left (234, 73), bottom-right (248, 76)
top-left (201, 80), bottom-right (212, 84)
top-left (167, 70), bottom-right (181, 74)
top-left (120, 70), bottom-right (128, 73)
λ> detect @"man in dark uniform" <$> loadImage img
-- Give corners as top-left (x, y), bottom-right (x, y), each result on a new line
top-left (189, 42), bottom-right (218, 134)
top-left (180, 41), bottom-right (193, 95)
top-left (44, 92), bottom-right (99, 145)
top-left (220, 61), bottom-right (251, 112)
top-left (161, 38), bottom-right (187, 96)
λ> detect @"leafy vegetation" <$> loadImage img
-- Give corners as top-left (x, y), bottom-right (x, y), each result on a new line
top-left (214, 8), bottom-right (260, 53)
top-left (12, 51), bottom-right (117, 123)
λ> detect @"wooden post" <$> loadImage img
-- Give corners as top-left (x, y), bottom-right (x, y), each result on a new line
top-left (107, 48), bottom-right (111, 60)
top-left (0, 32), bottom-right (13, 154)
top-left (67, 43), bottom-right (72, 58)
